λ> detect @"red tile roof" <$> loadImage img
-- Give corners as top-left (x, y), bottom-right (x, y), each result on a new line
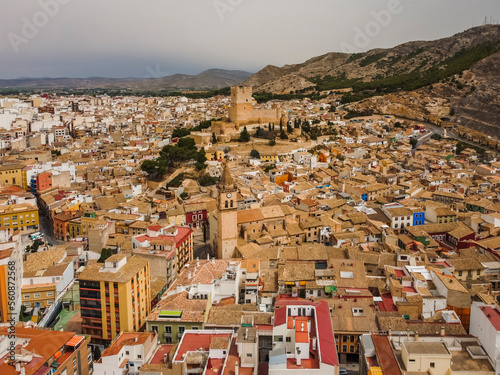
top-left (372, 335), bottom-right (402, 375)
top-left (483, 306), bottom-right (500, 331)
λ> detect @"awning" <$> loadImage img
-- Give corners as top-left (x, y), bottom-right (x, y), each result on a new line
top-left (66, 335), bottom-right (85, 347)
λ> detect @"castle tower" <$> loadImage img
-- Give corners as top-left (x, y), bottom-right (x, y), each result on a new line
top-left (228, 86), bottom-right (254, 125)
top-left (216, 162), bottom-right (238, 259)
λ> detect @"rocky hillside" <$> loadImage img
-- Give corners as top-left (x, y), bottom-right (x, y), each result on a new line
top-left (0, 69), bottom-right (253, 91)
top-left (243, 25), bottom-right (500, 138)
top-left (244, 25), bottom-right (500, 95)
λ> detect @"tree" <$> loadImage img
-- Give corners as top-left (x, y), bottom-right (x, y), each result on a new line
top-left (239, 127), bottom-right (250, 142)
top-left (394, 121), bottom-right (402, 128)
top-left (287, 122), bottom-right (293, 133)
top-left (456, 142), bottom-right (466, 155)
top-left (98, 248), bottom-right (114, 263)
top-left (19, 305), bottom-right (26, 321)
top-left (141, 159), bottom-right (167, 181)
top-left (268, 123), bottom-right (272, 132)
top-left (203, 224), bottom-right (208, 243)
top-left (180, 192), bottom-right (189, 200)
top-left (280, 130), bottom-right (288, 140)
top-left (172, 127), bottom-right (191, 138)
top-left (279, 118), bottom-right (283, 132)
top-left (199, 174), bottom-right (219, 186)
top-left (410, 137), bottom-right (418, 149)
top-left (212, 132), bottom-right (217, 144)
top-left (195, 148), bottom-right (207, 170)
top-left (449, 108), bottom-right (455, 116)
top-left (31, 240), bottom-right (40, 253)
top-left (431, 133), bottom-right (442, 141)
top-left (250, 149), bottom-right (260, 159)
top-left (302, 121), bottom-right (311, 133)
top-left (269, 139), bottom-right (276, 146)
top-left (255, 126), bottom-right (264, 138)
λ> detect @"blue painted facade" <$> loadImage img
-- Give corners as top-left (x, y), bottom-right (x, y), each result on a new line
top-left (412, 212), bottom-right (425, 226)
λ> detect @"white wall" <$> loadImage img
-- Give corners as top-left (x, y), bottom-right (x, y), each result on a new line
top-left (469, 301), bottom-right (500, 372)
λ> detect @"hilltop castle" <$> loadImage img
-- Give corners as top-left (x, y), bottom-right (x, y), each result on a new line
top-left (212, 86), bottom-right (282, 137)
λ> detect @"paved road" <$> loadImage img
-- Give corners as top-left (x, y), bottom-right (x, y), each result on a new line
top-left (192, 227), bottom-right (213, 260)
top-left (38, 215), bottom-right (65, 246)
top-left (417, 121), bottom-right (498, 155)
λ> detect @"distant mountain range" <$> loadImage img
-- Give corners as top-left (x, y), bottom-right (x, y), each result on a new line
top-left (0, 69), bottom-right (253, 91)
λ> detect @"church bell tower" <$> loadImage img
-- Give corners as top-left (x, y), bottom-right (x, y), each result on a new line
top-left (216, 162), bottom-right (238, 259)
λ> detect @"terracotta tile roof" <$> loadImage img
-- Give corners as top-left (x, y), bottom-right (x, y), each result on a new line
top-left (79, 255), bottom-right (148, 283)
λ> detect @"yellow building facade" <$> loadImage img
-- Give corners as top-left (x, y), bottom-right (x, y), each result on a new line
top-left (79, 254), bottom-right (151, 344)
top-left (0, 165), bottom-right (24, 187)
top-left (0, 204), bottom-right (39, 233)
top-left (260, 152), bottom-right (278, 163)
top-left (22, 284), bottom-right (57, 310)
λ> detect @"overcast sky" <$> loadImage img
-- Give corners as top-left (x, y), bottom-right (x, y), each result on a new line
top-left (1, 0), bottom-right (499, 79)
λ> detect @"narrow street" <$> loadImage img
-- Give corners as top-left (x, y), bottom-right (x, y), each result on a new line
top-left (38, 215), bottom-right (65, 246)
top-left (192, 226), bottom-right (213, 260)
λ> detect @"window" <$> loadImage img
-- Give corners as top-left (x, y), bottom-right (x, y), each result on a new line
top-left (342, 345), bottom-right (347, 352)
top-left (409, 359), bottom-right (415, 363)
top-left (178, 326), bottom-right (185, 336)
top-left (73, 358), bottom-right (77, 367)
top-left (430, 362), bottom-right (435, 368)
top-left (24, 294), bottom-right (30, 299)
top-left (137, 354), bottom-right (142, 359)
top-left (274, 335), bottom-right (283, 342)
top-left (151, 325), bottom-right (158, 333)
top-left (191, 326), bottom-right (199, 330)
top-left (34, 293), bottom-right (41, 298)
top-left (46, 291), bottom-right (53, 297)
top-left (342, 336), bottom-right (348, 342)
top-left (24, 302), bottom-right (30, 307)
top-left (246, 353), bottom-right (252, 357)
top-left (458, 271), bottom-right (463, 277)
top-left (126, 351), bottom-right (129, 355)
top-left (286, 337), bottom-right (291, 342)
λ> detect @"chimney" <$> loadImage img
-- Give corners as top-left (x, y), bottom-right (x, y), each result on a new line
top-left (235, 362), bottom-right (239, 375)
top-left (414, 332), bottom-right (419, 341)
top-left (244, 328), bottom-right (248, 340)
top-left (211, 257), bottom-right (215, 264)
top-left (176, 285), bottom-right (182, 293)
top-left (207, 253), bottom-right (210, 261)
top-left (188, 272), bottom-right (192, 279)
top-left (196, 257), bottom-right (200, 267)
top-left (440, 326), bottom-right (445, 337)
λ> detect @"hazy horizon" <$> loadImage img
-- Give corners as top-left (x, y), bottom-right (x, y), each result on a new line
top-left (1, 0), bottom-right (499, 79)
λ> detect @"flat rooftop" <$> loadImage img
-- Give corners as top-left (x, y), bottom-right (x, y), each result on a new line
top-left (174, 332), bottom-right (232, 362)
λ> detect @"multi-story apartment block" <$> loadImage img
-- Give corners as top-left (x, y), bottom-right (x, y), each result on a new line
top-left (79, 254), bottom-right (151, 345)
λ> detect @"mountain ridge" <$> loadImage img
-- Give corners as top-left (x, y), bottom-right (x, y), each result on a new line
top-left (0, 69), bottom-right (253, 91)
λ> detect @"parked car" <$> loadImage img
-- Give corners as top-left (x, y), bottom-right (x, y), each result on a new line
top-left (339, 368), bottom-right (348, 375)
